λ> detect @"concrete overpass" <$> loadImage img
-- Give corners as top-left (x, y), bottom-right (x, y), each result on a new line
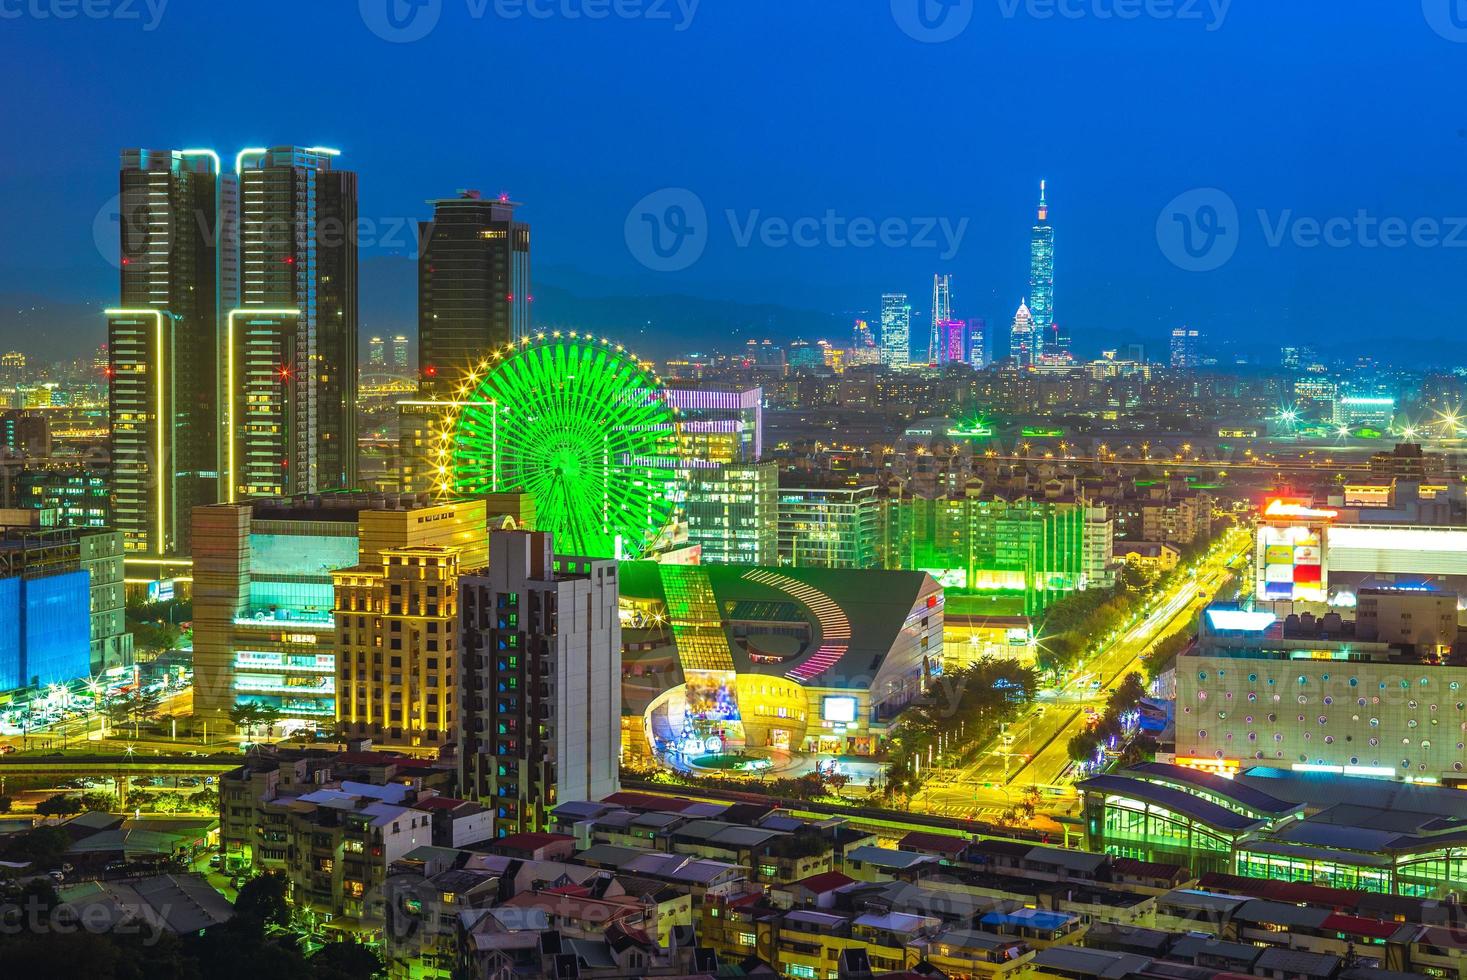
top-left (0, 754), bottom-right (241, 805)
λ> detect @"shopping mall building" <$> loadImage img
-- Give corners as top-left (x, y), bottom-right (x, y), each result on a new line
top-left (618, 561), bottom-right (944, 761)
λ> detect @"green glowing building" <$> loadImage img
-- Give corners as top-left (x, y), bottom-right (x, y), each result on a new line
top-left (880, 496), bottom-right (1113, 614)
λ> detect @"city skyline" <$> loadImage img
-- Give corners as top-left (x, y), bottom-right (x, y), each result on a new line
top-left (8, 8), bottom-right (1467, 978)
top-left (3, 5), bottom-right (1466, 362)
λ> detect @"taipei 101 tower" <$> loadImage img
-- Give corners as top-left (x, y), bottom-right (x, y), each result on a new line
top-left (1028, 180), bottom-right (1055, 360)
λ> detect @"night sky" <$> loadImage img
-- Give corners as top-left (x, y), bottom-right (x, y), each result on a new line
top-left (2, 1), bottom-right (1466, 359)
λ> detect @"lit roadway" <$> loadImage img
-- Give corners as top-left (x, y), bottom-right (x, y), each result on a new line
top-left (0, 686), bottom-right (197, 754)
top-left (910, 530), bottom-right (1252, 823)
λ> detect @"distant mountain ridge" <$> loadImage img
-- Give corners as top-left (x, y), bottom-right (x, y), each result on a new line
top-left (0, 259), bottom-right (850, 363)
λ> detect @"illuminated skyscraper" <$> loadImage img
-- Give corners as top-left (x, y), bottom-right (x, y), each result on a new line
top-left (1010, 300), bottom-right (1037, 366)
top-left (930, 274), bottom-right (952, 365)
top-left (391, 334), bottom-right (410, 374)
top-left (1170, 327), bottom-right (1202, 369)
top-left (229, 146), bottom-right (358, 498)
top-left (852, 319), bottom-right (875, 350)
top-left (1028, 180), bottom-right (1054, 361)
top-left (880, 293), bottom-right (911, 370)
top-left (418, 192), bottom-right (531, 393)
top-left (938, 320), bottom-right (968, 366)
top-left (368, 336), bottom-right (386, 368)
top-left (967, 317), bottom-right (988, 368)
top-left (108, 148), bottom-right (226, 557)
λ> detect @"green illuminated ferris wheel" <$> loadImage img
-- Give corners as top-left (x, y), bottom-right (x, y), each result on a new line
top-left (438, 332), bottom-right (684, 559)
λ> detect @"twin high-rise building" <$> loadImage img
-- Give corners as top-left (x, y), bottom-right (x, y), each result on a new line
top-left (417, 192), bottom-right (531, 394)
top-left (107, 145), bottom-right (359, 561)
top-left (879, 293), bottom-right (912, 370)
top-left (1028, 180), bottom-right (1055, 361)
top-left (109, 149), bottom-right (226, 557)
top-left (234, 146), bottom-right (358, 497)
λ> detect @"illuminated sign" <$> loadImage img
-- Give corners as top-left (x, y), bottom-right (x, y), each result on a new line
top-left (1020, 426), bottom-right (1064, 438)
top-left (1256, 522), bottom-right (1326, 602)
top-left (147, 579), bottom-right (175, 603)
top-left (1205, 609), bottom-right (1276, 632)
top-left (822, 696), bottom-right (858, 724)
top-left (920, 568), bottom-right (968, 590)
top-left (949, 422), bottom-right (995, 439)
top-left (1264, 499), bottom-right (1339, 521)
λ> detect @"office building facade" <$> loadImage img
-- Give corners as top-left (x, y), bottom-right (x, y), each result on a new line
top-left (881, 496), bottom-right (1114, 612)
top-left (777, 486), bottom-right (882, 569)
top-left (0, 521), bottom-right (132, 690)
top-left (880, 294), bottom-right (911, 371)
top-left (682, 461), bottom-right (779, 565)
top-left (459, 530), bottom-right (621, 837)
top-left (418, 192), bottom-right (530, 393)
top-left (929, 274), bottom-right (951, 366)
top-left (1009, 301), bottom-right (1037, 367)
top-left (191, 493), bottom-right (489, 728)
top-left (664, 386), bottom-right (764, 464)
top-left (966, 318), bottom-right (987, 368)
top-left (1169, 328), bottom-right (1202, 369)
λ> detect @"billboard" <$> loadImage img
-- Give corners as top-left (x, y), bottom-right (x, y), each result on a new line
top-left (822, 696), bottom-right (858, 724)
top-left (1257, 523), bottom-right (1326, 602)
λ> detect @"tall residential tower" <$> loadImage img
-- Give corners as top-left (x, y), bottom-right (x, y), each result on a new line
top-left (459, 530), bottom-right (621, 837)
top-left (228, 146), bottom-right (358, 499)
top-left (108, 148), bottom-right (226, 557)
